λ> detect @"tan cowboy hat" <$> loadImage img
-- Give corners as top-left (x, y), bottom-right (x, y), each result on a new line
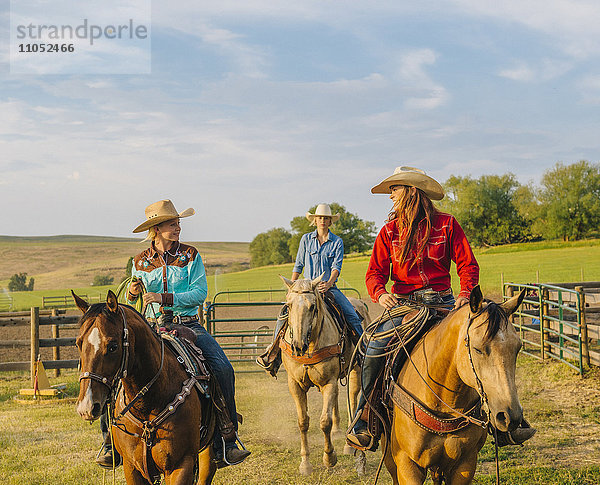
top-left (306, 203), bottom-right (340, 225)
top-left (132, 200), bottom-right (195, 233)
top-left (371, 166), bottom-right (444, 200)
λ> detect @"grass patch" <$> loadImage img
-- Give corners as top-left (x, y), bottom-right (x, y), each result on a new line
top-left (0, 356), bottom-right (599, 484)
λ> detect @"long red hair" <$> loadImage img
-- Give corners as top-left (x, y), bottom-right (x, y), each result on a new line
top-left (387, 185), bottom-right (437, 267)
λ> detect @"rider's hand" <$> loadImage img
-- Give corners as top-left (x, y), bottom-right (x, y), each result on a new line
top-left (317, 281), bottom-right (332, 293)
top-left (454, 297), bottom-right (468, 309)
top-left (378, 293), bottom-right (398, 310)
top-left (129, 279), bottom-right (143, 296)
top-left (143, 292), bottom-right (162, 305)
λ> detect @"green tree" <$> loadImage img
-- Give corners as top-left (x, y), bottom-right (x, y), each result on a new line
top-left (439, 174), bottom-right (530, 246)
top-left (249, 228), bottom-right (292, 267)
top-left (537, 161), bottom-right (600, 241)
top-left (8, 272), bottom-right (35, 291)
top-left (93, 275), bottom-right (114, 286)
top-left (288, 203), bottom-right (376, 259)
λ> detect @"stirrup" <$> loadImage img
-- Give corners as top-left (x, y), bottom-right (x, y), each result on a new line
top-left (346, 429), bottom-right (378, 452)
top-left (213, 433), bottom-right (250, 468)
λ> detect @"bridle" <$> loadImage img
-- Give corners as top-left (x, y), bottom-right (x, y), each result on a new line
top-left (79, 305), bottom-right (165, 414)
top-left (79, 307), bottom-right (130, 396)
top-left (286, 288), bottom-right (321, 348)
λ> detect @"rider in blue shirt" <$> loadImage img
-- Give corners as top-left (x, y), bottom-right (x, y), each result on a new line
top-left (257, 203), bottom-right (363, 375)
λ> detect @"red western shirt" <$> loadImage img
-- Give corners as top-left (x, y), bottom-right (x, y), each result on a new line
top-left (365, 212), bottom-right (479, 302)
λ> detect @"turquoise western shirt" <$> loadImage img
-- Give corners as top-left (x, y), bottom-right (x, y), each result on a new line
top-left (127, 242), bottom-right (207, 317)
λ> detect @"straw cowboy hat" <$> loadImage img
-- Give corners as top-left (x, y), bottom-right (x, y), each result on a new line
top-left (371, 166), bottom-right (444, 200)
top-left (132, 200), bottom-right (195, 233)
top-left (306, 203), bottom-right (340, 225)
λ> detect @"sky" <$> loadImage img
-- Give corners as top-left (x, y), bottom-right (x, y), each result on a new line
top-left (1, 0), bottom-right (599, 241)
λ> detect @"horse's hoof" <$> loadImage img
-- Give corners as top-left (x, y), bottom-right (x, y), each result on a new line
top-left (355, 451), bottom-right (366, 477)
top-left (323, 450), bottom-right (337, 467)
top-left (299, 461), bottom-right (313, 476)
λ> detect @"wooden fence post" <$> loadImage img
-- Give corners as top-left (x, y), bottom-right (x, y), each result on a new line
top-left (575, 286), bottom-right (590, 367)
top-left (30, 307), bottom-right (39, 384)
top-left (51, 309), bottom-right (61, 377)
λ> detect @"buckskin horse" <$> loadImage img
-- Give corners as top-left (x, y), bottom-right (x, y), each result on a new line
top-left (74, 290), bottom-right (216, 485)
top-left (279, 275), bottom-right (370, 476)
top-left (383, 287), bottom-right (526, 485)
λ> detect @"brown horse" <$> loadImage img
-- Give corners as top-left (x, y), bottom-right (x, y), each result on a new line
top-left (384, 287), bottom-right (525, 485)
top-left (74, 290), bottom-right (216, 485)
top-left (280, 275), bottom-right (370, 476)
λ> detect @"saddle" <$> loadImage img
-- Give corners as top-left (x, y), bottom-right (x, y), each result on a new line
top-left (323, 291), bottom-right (362, 346)
top-left (161, 326), bottom-right (238, 444)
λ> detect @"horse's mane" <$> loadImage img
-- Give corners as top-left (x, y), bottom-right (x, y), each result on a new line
top-left (480, 301), bottom-right (508, 343)
top-left (79, 302), bottom-right (159, 341)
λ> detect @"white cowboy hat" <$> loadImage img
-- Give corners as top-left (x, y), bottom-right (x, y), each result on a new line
top-left (305, 203), bottom-right (340, 225)
top-left (132, 199), bottom-right (195, 233)
top-left (371, 166), bottom-right (444, 200)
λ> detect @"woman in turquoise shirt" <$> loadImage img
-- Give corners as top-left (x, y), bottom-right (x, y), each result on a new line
top-left (96, 200), bottom-right (250, 469)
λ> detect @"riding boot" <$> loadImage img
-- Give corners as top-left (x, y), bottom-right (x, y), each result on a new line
top-left (256, 307), bottom-right (288, 377)
top-left (493, 418), bottom-right (537, 447)
top-left (96, 436), bottom-right (122, 469)
top-left (346, 347), bottom-right (386, 450)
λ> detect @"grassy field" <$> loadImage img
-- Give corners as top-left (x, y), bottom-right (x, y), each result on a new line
top-left (0, 357), bottom-right (599, 484)
top-left (0, 235), bottom-right (249, 291)
top-left (208, 239), bottom-right (600, 303)
top-left (3, 237), bottom-right (600, 310)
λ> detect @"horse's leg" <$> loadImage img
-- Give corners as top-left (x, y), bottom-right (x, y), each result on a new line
top-left (123, 459), bottom-right (152, 485)
top-left (392, 452), bottom-right (427, 485)
top-left (331, 384), bottom-right (341, 432)
top-left (164, 454), bottom-right (198, 485)
top-left (196, 447), bottom-right (217, 485)
top-left (288, 376), bottom-right (312, 475)
top-left (446, 453), bottom-right (477, 485)
top-left (320, 380), bottom-right (338, 468)
top-left (383, 442), bottom-right (400, 485)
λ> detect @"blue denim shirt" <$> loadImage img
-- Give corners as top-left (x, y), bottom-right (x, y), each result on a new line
top-left (293, 230), bottom-right (344, 284)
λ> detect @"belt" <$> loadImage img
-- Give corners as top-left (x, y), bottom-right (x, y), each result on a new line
top-left (395, 288), bottom-right (452, 305)
top-left (148, 314), bottom-right (199, 325)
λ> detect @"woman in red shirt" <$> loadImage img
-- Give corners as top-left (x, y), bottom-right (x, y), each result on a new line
top-left (347, 166), bottom-right (535, 449)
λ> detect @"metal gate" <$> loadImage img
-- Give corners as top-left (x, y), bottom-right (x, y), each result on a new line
top-left (503, 282), bottom-right (590, 374)
top-left (204, 287), bottom-right (361, 371)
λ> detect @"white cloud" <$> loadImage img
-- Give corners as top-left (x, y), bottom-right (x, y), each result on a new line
top-left (499, 58), bottom-right (573, 82)
top-left (450, 0), bottom-right (600, 58)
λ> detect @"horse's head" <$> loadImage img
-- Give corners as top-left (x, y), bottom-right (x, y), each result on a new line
top-left (280, 274), bottom-right (325, 356)
top-left (455, 286), bottom-right (526, 433)
top-left (74, 290), bottom-right (130, 421)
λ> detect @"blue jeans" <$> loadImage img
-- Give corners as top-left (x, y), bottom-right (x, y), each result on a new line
top-left (353, 294), bottom-right (455, 431)
top-left (187, 324), bottom-right (238, 447)
top-left (329, 287), bottom-right (364, 336)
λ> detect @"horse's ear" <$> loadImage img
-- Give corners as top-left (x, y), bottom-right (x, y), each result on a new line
top-left (501, 289), bottom-right (526, 316)
top-left (71, 290), bottom-right (89, 314)
top-left (106, 290), bottom-right (119, 314)
top-left (279, 275), bottom-right (294, 289)
top-left (469, 286), bottom-right (483, 313)
top-left (311, 273), bottom-right (325, 290)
